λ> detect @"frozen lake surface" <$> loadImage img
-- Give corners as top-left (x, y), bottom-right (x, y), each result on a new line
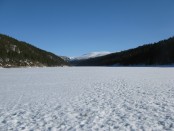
top-left (0, 67), bottom-right (174, 130)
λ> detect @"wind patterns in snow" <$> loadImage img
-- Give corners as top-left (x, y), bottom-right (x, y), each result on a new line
top-left (0, 67), bottom-right (174, 130)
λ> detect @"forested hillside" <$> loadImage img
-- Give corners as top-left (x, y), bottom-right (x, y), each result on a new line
top-left (71, 37), bottom-right (174, 66)
top-left (0, 34), bottom-right (68, 67)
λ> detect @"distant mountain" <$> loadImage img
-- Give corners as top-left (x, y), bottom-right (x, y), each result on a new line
top-left (71, 51), bottom-right (112, 60)
top-left (71, 37), bottom-right (174, 66)
top-left (0, 34), bottom-right (69, 67)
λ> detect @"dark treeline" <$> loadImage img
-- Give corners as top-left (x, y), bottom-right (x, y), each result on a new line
top-left (0, 34), bottom-right (68, 67)
top-left (71, 37), bottom-right (174, 66)
top-left (1, 33), bottom-right (174, 67)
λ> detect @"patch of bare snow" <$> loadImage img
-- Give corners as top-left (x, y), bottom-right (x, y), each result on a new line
top-left (10, 45), bottom-right (17, 52)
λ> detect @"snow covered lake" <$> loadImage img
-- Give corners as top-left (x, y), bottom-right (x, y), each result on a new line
top-left (0, 67), bottom-right (174, 130)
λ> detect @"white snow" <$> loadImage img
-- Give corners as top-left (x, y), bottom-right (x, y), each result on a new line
top-left (10, 45), bottom-right (17, 52)
top-left (71, 51), bottom-right (112, 60)
top-left (0, 67), bottom-right (174, 130)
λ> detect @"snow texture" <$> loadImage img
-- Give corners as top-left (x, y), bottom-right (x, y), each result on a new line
top-left (0, 67), bottom-right (174, 130)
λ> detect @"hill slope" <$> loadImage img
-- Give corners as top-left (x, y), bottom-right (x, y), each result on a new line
top-left (71, 37), bottom-right (174, 66)
top-left (0, 34), bottom-right (68, 67)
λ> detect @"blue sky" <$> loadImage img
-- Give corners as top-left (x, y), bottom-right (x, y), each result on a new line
top-left (0, 0), bottom-right (174, 57)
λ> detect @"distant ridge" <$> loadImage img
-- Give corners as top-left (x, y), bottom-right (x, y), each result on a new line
top-left (1, 34), bottom-right (174, 67)
top-left (71, 51), bottom-right (112, 60)
top-left (0, 34), bottom-right (69, 67)
top-left (71, 37), bottom-right (174, 66)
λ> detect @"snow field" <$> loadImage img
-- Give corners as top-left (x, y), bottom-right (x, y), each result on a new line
top-left (0, 67), bottom-right (174, 130)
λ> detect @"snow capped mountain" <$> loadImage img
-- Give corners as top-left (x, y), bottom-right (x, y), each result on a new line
top-left (71, 51), bottom-right (112, 60)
